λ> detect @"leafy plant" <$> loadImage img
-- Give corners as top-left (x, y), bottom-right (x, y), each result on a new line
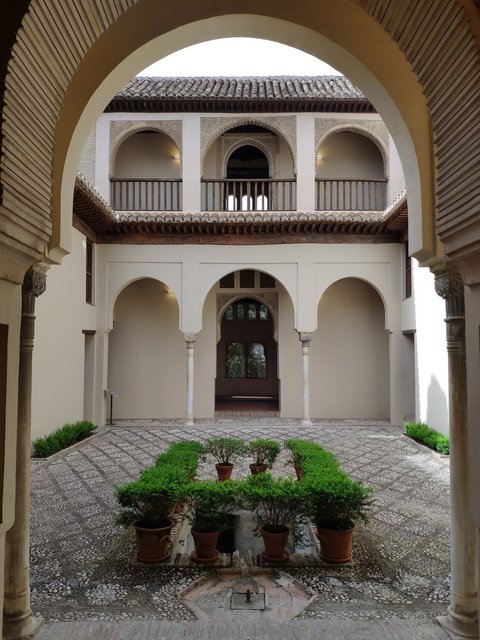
top-left (182, 479), bottom-right (240, 532)
top-left (115, 439), bottom-right (203, 528)
top-left (248, 438), bottom-right (281, 467)
top-left (115, 466), bottom-right (186, 528)
top-left (284, 439), bottom-right (338, 476)
top-left (405, 422), bottom-right (449, 455)
top-left (303, 473), bottom-right (373, 531)
top-left (240, 473), bottom-right (309, 542)
top-left (32, 420), bottom-right (96, 457)
top-left (203, 437), bottom-right (247, 465)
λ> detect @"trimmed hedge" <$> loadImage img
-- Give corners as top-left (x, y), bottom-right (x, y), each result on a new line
top-left (32, 420), bottom-right (96, 458)
top-left (116, 440), bottom-right (203, 528)
top-left (285, 439), bottom-right (373, 531)
top-left (405, 422), bottom-right (449, 455)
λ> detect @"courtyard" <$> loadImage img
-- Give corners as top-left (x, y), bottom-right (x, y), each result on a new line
top-left (29, 419), bottom-right (452, 638)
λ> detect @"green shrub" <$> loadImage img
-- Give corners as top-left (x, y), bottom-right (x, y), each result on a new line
top-left (183, 479), bottom-right (240, 532)
top-left (32, 420), bottom-right (96, 457)
top-left (240, 472), bottom-right (309, 542)
top-left (116, 439), bottom-right (203, 528)
top-left (285, 438), bottom-right (373, 531)
top-left (248, 438), bottom-right (281, 467)
top-left (203, 437), bottom-right (248, 464)
top-left (405, 422), bottom-right (449, 455)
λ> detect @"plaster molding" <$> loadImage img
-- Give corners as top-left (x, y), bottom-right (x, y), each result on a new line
top-left (201, 116), bottom-right (296, 174)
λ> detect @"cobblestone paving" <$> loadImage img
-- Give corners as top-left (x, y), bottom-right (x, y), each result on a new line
top-left (30, 420), bottom-right (450, 623)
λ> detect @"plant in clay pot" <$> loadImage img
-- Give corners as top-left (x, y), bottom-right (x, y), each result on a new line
top-left (203, 437), bottom-right (247, 480)
top-left (304, 473), bottom-right (373, 564)
top-left (240, 473), bottom-right (308, 563)
top-left (248, 438), bottom-right (281, 475)
top-left (115, 466), bottom-right (186, 563)
top-left (183, 479), bottom-right (240, 563)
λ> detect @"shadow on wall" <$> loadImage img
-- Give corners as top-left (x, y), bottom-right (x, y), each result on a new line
top-left (426, 375), bottom-right (448, 436)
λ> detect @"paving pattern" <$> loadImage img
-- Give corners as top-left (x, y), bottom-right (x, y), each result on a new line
top-left (30, 419), bottom-right (451, 628)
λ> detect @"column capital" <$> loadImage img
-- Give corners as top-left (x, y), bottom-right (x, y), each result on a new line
top-left (184, 333), bottom-right (197, 345)
top-left (433, 265), bottom-right (465, 354)
top-left (22, 265), bottom-right (47, 315)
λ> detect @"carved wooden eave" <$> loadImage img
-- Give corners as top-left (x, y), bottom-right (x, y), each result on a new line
top-left (73, 175), bottom-right (408, 244)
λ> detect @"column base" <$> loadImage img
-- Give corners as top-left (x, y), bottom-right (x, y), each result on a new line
top-left (185, 419), bottom-right (194, 426)
top-left (3, 613), bottom-right (43, 640)
top-left (301, 419), bottom-right (312, 427)
top-left (438, 610), bottom-right (479, 639)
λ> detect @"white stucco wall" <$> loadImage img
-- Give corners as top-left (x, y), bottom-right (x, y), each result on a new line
top-left (316, 131), bottom-right (385, 179)
top-left (113, 131), bottom-right (181, 179)
top-left (412, 261), bottom-right (449, 434)
top-left (32, 228), bottom-right (97, 438)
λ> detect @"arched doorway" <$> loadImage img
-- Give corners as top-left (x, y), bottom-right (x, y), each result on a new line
top-left (216, 298), bottom-right (279, 412)
top-left (225, 144), bottom-right (270, 211)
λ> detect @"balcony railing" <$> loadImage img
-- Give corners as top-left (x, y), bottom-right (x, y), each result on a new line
top-left (110, 179), bottom-right (182, 211)
top-left (315, 179), bottom-right (387, 211)
top-left (202, 179), bottom-right (296, 212)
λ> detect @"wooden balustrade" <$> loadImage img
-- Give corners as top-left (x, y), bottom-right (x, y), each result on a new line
top-left (201, 179), bottom-right (296, 212)
top-left (110, 179), bottom-right (182, 211)
top-left (315, 179), bottom-right (387, 211)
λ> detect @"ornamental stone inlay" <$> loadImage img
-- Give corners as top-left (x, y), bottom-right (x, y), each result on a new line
top-left (201, 116), bottom-right (296, 173)
top-left (109, 120), bottom-right (182, 174)
top-left (315, 119), bottom-right (389, 177)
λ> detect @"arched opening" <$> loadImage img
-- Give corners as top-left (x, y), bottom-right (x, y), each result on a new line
top-left (316, 131), bottom-right (387, 210)
top-left (216, 297), bottom-right (279, 413)
top-left (110, 130), bottom-right (181, 211)
top-left (108, 278), bottom-right (185, 418)
top-left (225, 144), bottom-right (270, 211)
top-left (311, 278), bottom-right (389, 419)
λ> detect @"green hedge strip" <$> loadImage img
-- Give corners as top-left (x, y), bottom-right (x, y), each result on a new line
top-left (405, 422), bottom-right (449, 454)
top-left (32, 420), bottom-right (96, 458)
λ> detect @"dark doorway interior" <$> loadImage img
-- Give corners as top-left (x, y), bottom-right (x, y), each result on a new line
top-left (215, 298), bottom-right (279, 413)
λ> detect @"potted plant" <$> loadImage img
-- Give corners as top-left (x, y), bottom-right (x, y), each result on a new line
top-left (241, 473), bottom-right (308, 563)
top-left (304, 473), bottom-right (373, 564)
top-left (203, 437), bottom-right (247, 480)
top-left (248, 438), bottom-right (281, 474)
top-left (183, 479), bottom-right (240, 563)
top-left (115, 466), bottom-right (186, 563)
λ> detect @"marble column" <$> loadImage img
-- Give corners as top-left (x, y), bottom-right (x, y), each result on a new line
top-left (184, 334), bottom-right (197, 427)
top-left (435, 267), bottom-right (478, 638)
top-left (299, 332), bottom-right (312, 426)
top-left (3, 266), bottom-right (46, 639)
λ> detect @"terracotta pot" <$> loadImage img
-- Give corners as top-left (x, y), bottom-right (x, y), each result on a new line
top-left (261, 525), bottom-right (290, 562)
top-left (215, 462), bottom-right (233, 481)
top-left (134, 518), bottom-right (174, 563)
top-left (316, 526), bottom-right (354, 564)
top-left (249, 463), bottom-right (268, 475)
top-left (190, 528), bottom-right (220, 564)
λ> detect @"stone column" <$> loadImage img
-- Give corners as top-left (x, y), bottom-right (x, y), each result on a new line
top-left (435, 267), bottom-right (478, 637)
top-left (299, 332), bottom-right (312, 426)
top-left (3, 266), bottom-right (46, 639)
top-left (184, 333), bottom-right (197, 426)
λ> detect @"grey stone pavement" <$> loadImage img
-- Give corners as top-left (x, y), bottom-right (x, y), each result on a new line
top-left (31, 419), bottom-right (452, 639)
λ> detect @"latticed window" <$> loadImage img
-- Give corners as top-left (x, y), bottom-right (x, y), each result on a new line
top-left (224, 301), bottom-right (269, 321)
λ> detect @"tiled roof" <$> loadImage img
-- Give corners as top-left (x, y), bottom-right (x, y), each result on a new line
top-left (115, 76), bottom-right (365, 101)
top-left (106, 76), bottom-right (374, 113)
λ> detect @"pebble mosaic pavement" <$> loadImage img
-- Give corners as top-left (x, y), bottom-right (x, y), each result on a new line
top-left (30, 419), bottom-right (451, 625)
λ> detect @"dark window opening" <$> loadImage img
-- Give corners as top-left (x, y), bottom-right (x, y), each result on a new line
top-left (226, 341), bottom-right (267, 379)
top-left (86, 239), bottom-right (93, 304)
top-left (405, 244), bottom-right (412, 299)
top-left (220, 273), bottom-right (235, 288)
top-left (260, 273), bottom-right (275, 288)
top-left (240, 270), bottom-right (255, 288)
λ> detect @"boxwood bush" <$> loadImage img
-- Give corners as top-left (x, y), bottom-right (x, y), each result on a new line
top-left (405, 422), bottom-right (449, 454)
top-left (32, 420), bottom-right (96, 458)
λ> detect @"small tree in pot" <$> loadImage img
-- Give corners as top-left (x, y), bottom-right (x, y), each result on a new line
top-left (183, 479), bottom-right (240, 563)
top-left (115, 466), bottom-right (186, 563)
top-left (304, 473), bottom-right (373, 564)
top-left (203, 437), bottom-right (247, 480)
top-left (248, 438), bottom-right (281, 475)
top-left (241, 473), bottom-right (309, 563)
